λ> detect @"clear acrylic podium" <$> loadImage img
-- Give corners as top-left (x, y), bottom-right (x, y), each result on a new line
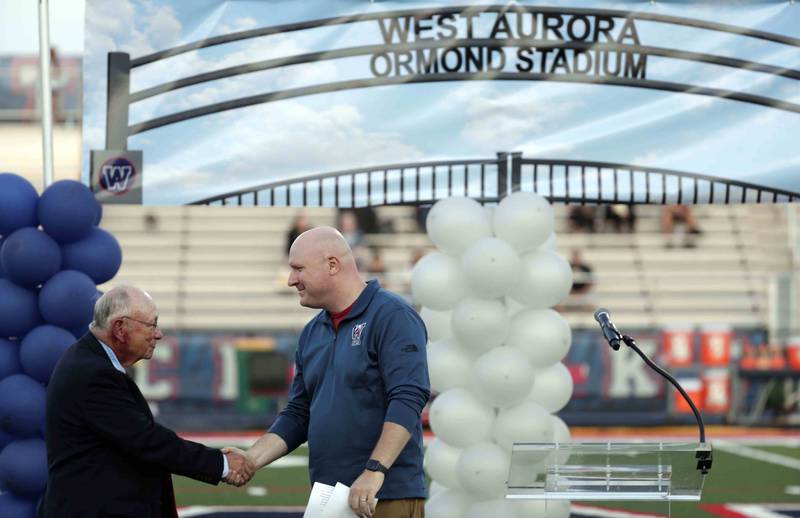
top-left (507, 442), bottom-right (712, 501)
top-left (505, 310), bottom-right (716, 506)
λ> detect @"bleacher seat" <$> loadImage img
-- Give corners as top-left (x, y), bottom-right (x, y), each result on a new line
top-left (99, 203), bottom-right (793, 331)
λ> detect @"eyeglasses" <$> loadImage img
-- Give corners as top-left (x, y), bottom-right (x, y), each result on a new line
top-left (122, 316), bottom-right (159, 329)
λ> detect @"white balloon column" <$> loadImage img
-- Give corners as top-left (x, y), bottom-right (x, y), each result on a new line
top-left (413, 194), bottom-right (574, 518)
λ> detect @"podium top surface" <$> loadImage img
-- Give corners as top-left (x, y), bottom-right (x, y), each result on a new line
top-left (507, 442), bottom-right (712, 501)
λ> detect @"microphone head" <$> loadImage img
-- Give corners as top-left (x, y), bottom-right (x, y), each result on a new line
top-left (594, 308), bottom-right (609, 322)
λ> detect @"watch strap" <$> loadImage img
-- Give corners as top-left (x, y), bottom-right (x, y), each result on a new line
top-left (365, 459), bottom-right (388, 474)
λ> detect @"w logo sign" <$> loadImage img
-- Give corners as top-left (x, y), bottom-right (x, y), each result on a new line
top-left (99, 157), bottom-right (137, 195)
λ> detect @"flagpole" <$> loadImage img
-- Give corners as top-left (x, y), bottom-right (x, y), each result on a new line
top-left (38, 0), bottom-right (54, 188)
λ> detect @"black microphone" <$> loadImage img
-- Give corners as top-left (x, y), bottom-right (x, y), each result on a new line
top-left (590, 308), bottom-right (712, 472)
top-left (594, 308), bottom-right (621, 350)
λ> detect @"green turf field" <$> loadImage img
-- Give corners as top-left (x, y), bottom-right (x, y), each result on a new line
top-left (173, 443), bottom-right (800, 516)
top-left (591, 443), bottom-right (800, 517)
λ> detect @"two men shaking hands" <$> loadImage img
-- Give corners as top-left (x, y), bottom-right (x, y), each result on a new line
top-left (41, 227), bottom-right (430, 518)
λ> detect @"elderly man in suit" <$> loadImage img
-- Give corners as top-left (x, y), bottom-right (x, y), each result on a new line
top-left (40, 285), bottom-right (254, 518)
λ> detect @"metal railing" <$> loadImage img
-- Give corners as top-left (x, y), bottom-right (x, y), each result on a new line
top-left (191, 153), bottom-right (798, 206)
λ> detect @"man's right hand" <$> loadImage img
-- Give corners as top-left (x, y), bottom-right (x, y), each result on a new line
top-left (222, 447), bottom-right (255, 486)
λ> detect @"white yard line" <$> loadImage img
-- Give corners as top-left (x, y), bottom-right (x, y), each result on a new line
top-left (178, 506), bottom-right (304, 517)
top-left (571, 504), bottom-right (666, 518)
top-left (715, 440), bottom-right (800, 471)
top-left (725, 504), bottom-right (800, 518)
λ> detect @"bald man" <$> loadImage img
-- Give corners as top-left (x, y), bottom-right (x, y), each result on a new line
top-left (238, 227), bottom-right (430, 518)
top-left (41, 286), bottom-right (254, 518)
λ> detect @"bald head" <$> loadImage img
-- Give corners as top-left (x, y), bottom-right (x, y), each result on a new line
top-left (287, 226), bottom-right (366, 312)
top-left (291, 226), bottom-right (353, 263)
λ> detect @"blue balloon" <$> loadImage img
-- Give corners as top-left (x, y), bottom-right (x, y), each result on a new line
top-left (0, 338), bottom-right (21, 380)
top-left (0, 236), bottom-right (5, 278)
top-left (94, 202), bottom-right (103, 226)
top-left (20, 326), bottom-right (75, 384)
top-left (0, 492), bottom-right (37, 518)
top-left (37, 180), bottom-right (98, 244)
top-left (68, 324), bottom-right (89, 340)
top-left (0, 438), bottom-right (47, 498)
top-left (0, 228), bottom-right (61, 287)
top-left (60, 227), bottom-right (121, 284)
top-left (0, 174), bottom-right (38, 236)
top-left (0, 375), bottom-right (45, 438)
top-left (0, 280), bottom-right (42, 339)
top-left (0, 429), bottom-right (15, 450)
top-left (38, 270), bottom-right (97, 331)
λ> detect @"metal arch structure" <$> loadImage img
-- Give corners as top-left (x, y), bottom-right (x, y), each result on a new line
top-left (103, 5), bottom-right (800, 149)
top-left (188, 153), bottom-right (799, 207)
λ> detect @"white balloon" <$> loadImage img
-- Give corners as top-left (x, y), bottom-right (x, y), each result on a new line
top-left (452, 298), bottom-right (509, 354)
top-left (466, 499), bottom-right (520, 518)
top-left (426, 488), bottom-right (476, 518)
top-left (505, 297), bottom-right (527, 318)
top-left (411, 252), bottom-right (467, 310)
top-left (507, 309), bottom-right (572, 368)
top-left (494, 192), bottom-right (554, 253)
top-left (492, 401), bottom-right (554, 452)
top-left (462, 237), bottom-right (521, 298)
top-left (509, 250), bottom-right (573, 309)
top-left (551, 415), bottom-right (571, 443)
top-left (428, 480), bottom-right (448, 499)
top-left (420, 307), bottom-right (453, 341)
top-left (538, 233), bottom-right (559, 252)
top-left (513, 499), bottom-right (571, 518)
top-left (429, 388), bottom-right (494, 448)
top-left (457, 442), bottom-right (511, 500)
top-left (428, 338), bottom-right (473, 393)
top-left (424, 438), bottom-right (464, 489)
top-left (473, 346), bottom-right (535, 409)
top-left (427, 197), bottom-right (492, 256)
top-left (551, 415), bottom-right (572, 466)
top-left (529, 363), bottom-right (574, 413)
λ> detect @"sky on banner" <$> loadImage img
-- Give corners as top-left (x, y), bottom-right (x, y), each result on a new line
top-left (82, 0), bottom-right (800, 205)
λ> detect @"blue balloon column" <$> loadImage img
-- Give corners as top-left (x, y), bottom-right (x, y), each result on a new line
top-left (0, 174), bottom-right (122, 517)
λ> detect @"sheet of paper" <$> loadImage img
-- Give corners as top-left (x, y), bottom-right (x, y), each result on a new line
top-left (319, 482), bottom-right (360, 518)
top-left (303, 481), bottom-right (335, 518)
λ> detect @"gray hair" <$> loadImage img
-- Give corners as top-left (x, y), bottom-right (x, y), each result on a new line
top-left (90, 286), bottom-right (134, 330)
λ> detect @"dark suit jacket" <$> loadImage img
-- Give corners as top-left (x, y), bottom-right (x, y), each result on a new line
top-left (40, 333), bottom-right (223, 518)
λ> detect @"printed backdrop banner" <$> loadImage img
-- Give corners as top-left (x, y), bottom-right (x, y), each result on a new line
top-left (82, 1), bottom-right (800, 205)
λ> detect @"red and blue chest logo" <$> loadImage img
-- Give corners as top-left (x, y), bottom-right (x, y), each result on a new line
top-left (351, 322), bottom-right (367, 346)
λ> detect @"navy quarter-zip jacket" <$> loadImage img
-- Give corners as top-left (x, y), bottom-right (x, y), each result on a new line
top-left (269, 280), bottom-right (430, 499)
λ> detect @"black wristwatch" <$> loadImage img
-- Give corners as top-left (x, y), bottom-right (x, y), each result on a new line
top-left (365, 459), bottom-right (388, 474)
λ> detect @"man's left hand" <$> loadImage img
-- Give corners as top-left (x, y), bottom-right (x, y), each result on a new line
top-left (348, 470), bottom-right (384, 518)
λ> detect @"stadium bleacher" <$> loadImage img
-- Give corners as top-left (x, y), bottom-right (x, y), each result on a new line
top-left (98, 202), bottom-right (797, 332)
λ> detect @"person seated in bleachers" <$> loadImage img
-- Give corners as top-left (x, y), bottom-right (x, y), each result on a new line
top-left (568, 205), bottom-right (597, 233)
top-left (661, 205), bottom-right (702, 248)
top-left (337, 210), bottom-right (370, 269)
top-left (337, 210), bottom-right (366, 250)
top-left (603, 204), bottom-right (636, 233)
top-left (286, 213), bottom-right (312, 256)
top-left (563, 249), bottom-right (595, 311)
top-left (414, 206), bottom-right (431, 233)
top-left (367, 246), bottom-right (387, 275)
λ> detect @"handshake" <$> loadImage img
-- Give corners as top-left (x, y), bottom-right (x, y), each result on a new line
top-left (221, 446), bottom-right (257, 487)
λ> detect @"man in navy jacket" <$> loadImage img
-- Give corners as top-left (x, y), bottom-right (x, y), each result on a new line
top-left (236, 227), bottom-right (430, 518)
